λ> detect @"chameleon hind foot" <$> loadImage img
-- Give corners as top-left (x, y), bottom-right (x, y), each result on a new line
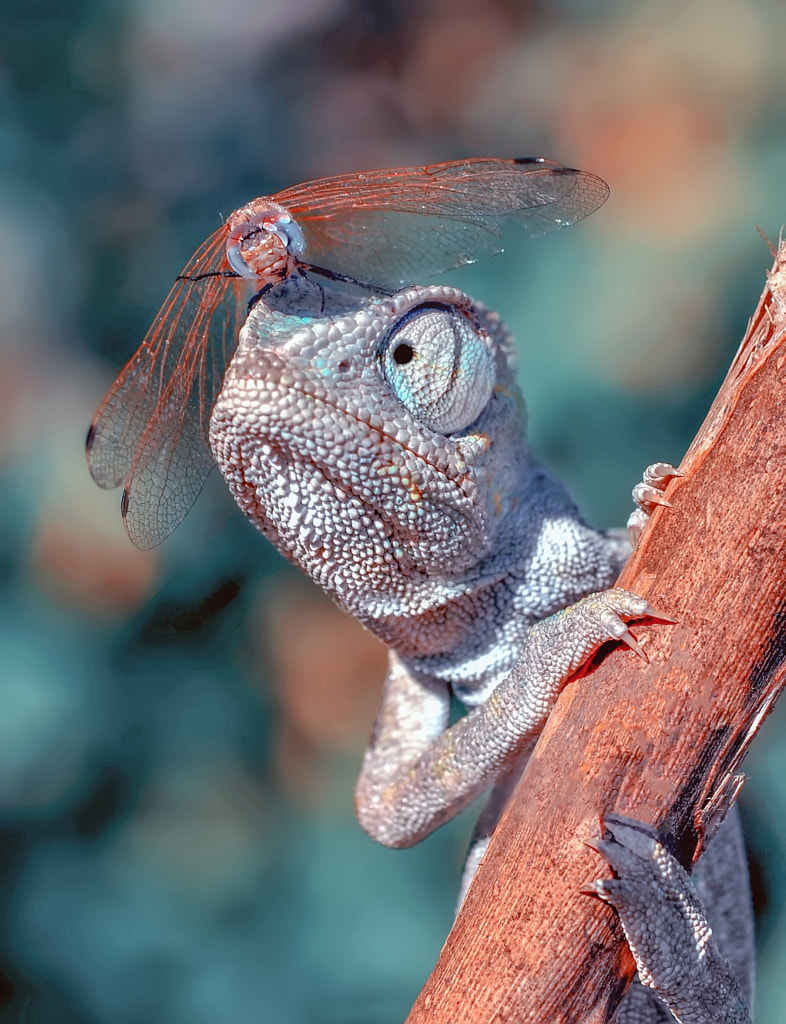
top-left (587, 815), bottom-right (751, 1024)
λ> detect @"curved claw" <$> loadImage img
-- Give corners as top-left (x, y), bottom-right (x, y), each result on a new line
top-left (642, 604), bottom-right (678, 625)
top-left (644, 462), bottom-right (683, 484)
top-left (628, 461), bottom-right (684, 548)
top-left (619, 628), bottom-right (648, 663)
top-left (635, 487), bottom-right (672, 509)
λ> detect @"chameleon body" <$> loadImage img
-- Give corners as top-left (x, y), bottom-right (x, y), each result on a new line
top-left (209, 278), bottom-right (754, 1022)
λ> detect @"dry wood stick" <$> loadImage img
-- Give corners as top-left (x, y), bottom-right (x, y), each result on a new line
top-left (405, 243), bottom-right (786, 1024)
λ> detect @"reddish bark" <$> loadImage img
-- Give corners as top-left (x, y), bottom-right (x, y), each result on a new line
top-left (405, 245), bottom-right (786, 1023)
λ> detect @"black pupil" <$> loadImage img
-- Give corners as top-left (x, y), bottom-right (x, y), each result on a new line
top-left (393, 343), bottom-right (414, 365)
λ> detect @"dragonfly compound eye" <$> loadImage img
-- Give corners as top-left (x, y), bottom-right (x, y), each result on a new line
top-left (226, 201), bottom-right (307, 278)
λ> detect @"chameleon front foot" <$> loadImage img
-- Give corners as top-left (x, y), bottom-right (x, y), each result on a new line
top-left (587, 815), bottom-right (752, 1024)
top-left (565, 588), bottom-right (659, 662)
top-left (628, 462), bottom-right (683, 547)
top-left (502, 588), bottom-right (671, 736)
top-left (519, 587), bottom-right (666, 677)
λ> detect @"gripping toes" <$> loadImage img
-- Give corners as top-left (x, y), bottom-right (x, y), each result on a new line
top-left (586, 815), bottom-right (705, 990)
top-left (506, 589), bottom-right (671, 746)
top-left (587, 815), bottom-right (752, 1024)
top-left (628, 462), bottom-right (683, 547)
top-left (563, 588), bottom-right (664, 665)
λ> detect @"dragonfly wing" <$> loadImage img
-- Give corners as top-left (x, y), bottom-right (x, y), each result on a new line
top-left (121, 389), bottom-right (216, 550)
top-left (86, 226), bottom-right (248, 548)
top-left (279, 157), bottom-right (609, 286)
top-left (298, 209), bottom-right (505, 286)
top-left (86, 340), bottom-right (160, 489)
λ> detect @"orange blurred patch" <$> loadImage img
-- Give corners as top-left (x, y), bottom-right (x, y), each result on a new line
top-left (255, 577), bottom-right (388, 802)
top-left (560, 76), bottom-right (743, 240)
top-left (27, 360), bottom-right (161, 617)
top-left (32, 514), bottom-right (158, 616)
top-left (553, 5), bottom-right (765, 241)
top-left (401, 6), bottom-right (516, 133)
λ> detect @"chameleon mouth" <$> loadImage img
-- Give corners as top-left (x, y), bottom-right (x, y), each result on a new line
top-left (226, 360), bottom-right (473, 487)
top-left (212, 369), bottom-right (482, 575)
top-left (259, 381), bottom-right (473, 520)
top-left (286, 382), bottom-right (463, 478)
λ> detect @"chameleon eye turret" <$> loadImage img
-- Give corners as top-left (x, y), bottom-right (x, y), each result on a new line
top-left (380, 304), bottom-right (496, 435)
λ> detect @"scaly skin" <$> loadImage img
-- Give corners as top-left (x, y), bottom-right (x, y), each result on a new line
top-left (590, 816), bottom-right (752, 1024)
top-left (209, 279), bottom-right (754, 1022)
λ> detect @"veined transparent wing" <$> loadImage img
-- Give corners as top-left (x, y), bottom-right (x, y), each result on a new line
top-left (86, 227), bottom-right (248, 549)
top-left (277, 157), bottom-right (609, 286)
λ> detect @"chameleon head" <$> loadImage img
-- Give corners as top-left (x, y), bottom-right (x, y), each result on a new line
top-left (209, 283), bottom-right (528, 623)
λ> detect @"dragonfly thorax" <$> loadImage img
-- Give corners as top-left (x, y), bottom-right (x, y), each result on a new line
top-left (226, 199), bottom-right (307, 280)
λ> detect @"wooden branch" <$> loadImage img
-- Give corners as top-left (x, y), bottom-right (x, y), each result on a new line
top-left (405, 243), bottom-right (786, 1023)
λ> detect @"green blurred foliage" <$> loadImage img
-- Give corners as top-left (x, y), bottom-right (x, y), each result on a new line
top-left (1, 0), bottom-right (785, 1020)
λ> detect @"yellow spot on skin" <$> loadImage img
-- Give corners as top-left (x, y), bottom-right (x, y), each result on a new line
top-left (486, 690), bottom-right (506, 721)
top-left (432, 736), bottom-right (458, 783)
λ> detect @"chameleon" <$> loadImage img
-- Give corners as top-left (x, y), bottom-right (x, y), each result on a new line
top-left (207, 273), bottom-right (755, 1023)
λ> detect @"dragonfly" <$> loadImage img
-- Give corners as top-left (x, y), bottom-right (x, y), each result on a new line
top-left (86, 156), bottom-right (609, 550)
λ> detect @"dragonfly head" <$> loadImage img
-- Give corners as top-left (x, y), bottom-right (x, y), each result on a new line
top-left (226, 199), bottom-right (307, 280)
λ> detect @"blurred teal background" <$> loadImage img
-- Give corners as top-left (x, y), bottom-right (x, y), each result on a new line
top-left (1, 0), bottom-right (786, 1020)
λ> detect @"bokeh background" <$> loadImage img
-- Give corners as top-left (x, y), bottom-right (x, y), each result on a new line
top-left (2, 0), bottom-right (786, 1020)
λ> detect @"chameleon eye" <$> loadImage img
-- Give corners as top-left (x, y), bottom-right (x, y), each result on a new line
top-left (392, 342), bottom-right (414, 365)
top-left (382, 306), bottom-right (495, 434)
